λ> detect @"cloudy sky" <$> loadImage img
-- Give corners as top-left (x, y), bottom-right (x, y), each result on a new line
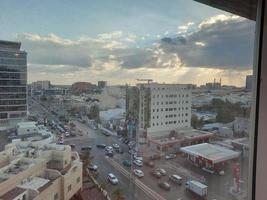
top-left (0, 0), bottom-right (255, 86)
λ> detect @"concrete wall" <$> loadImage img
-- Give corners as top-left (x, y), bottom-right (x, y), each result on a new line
top-left (33, 178), bottom-right (62, 200)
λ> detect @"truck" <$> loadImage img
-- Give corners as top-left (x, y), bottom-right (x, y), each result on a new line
top-left (185, 180), bottom-right (208, 198)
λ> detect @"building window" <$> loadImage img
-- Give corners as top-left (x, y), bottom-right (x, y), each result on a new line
top-left (54, 193), bottom-right (59, 200)
top-left (68, 184), bottom-right (72, 192)
top-left (77, 177), bottom-right (80, 183)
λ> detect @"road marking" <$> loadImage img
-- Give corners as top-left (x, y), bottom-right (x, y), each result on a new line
top-left (106, 157), bottom-right (166, 200)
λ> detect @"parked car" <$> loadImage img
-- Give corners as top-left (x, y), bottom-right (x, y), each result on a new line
top-left (133, 169), bottom-right (144, 178)
top-left (96, 144), bottom-right (106, 148)
top-left (105, 146), bottom-right (114, 152)
top-left (122, 160), bottom-right (131, 167)
top-left (144, 161), bottom-right (155, 168)
top-left (169, 174), bottom-right (182, 185)
top-left (133, 159), bottom-right (143, 167)
top-left (165, 154), bottom-right (176, 160)
top-left (151, 171), bottom-right (162, 179)
top-left (133, 155), bottom-right (143, 161)
top-left (88, 164), bottom-right (98, 171)
top-left (156, 168), bottom-right (167, 176)
top-left (107, 173), bottom-right (118, 185)
top-left (112, 143), bottom-right (120, 149)
top-left (81, 146), bottom-right (92, 151)
top-left (158, 182), bottom-right (171, 191)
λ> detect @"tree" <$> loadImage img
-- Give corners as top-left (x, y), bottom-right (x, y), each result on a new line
top-left (87, 104), bottom-right (100, 121)
top-left (112, 188), bottom-right (125, 200)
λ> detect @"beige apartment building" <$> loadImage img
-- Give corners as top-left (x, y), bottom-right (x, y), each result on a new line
top-left (0, 142), bottom-right (82, 200)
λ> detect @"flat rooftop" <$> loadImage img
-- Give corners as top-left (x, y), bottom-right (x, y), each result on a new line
top-left (0, 187), bottom-right (26, 200)
top-left (181, 143), bottom-right (240, 164)
top-left (18, 177), bottom-right (50, 191)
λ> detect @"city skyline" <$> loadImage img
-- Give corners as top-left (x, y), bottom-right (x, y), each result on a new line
top-left (0, 0), bottom-right (255, 86)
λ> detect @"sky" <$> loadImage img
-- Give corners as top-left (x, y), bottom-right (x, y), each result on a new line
top-left (0, 0), bottom-right (255, 86)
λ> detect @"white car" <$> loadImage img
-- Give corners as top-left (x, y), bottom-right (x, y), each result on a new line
top-left (107, 173), bottom-right (118, 185)
top-left (112, 143), bottom-right (120, 149)
top-left (157, 168), bottom-right (167, 176)
top-left (134, 169), bottom-right (144, 178)
top-left (133, 155), bottom-right (143, 161)
top-left (105, 146), bottom-right (113, 152)
top-left (133, 159), bottom-right (143, 167)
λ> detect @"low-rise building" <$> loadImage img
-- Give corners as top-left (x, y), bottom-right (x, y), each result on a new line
top-left (0, 142), bottom-right (82, 200)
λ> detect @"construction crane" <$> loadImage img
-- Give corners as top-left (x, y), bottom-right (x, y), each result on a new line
top-left (136, 79), bottom-right (153, 84)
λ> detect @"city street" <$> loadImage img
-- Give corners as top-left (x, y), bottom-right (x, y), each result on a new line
top-left (29, 99), bottom-right (248, 200)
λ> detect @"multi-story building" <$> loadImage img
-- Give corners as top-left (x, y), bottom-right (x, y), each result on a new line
top-left (137, 83), bottom-right (192, 138)
top-left (0, 142), bottom-right (82, 200)
top-left (0, 40), bottom-right (27, 127)
top-left (31, 80), bottom-right (51, 90)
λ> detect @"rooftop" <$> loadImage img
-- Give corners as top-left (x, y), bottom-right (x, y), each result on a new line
top-left (181, 143), bottom-right (240, 163)
top-left (0, 40), bottom-right (21, 50)
top-left (18, 176), bottom-right (50, 191)
top-left (0, 187), bottom-right (26, 200)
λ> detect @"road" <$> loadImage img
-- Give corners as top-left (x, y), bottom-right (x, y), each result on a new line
top-left (29, 98), bottom-right (248, 200)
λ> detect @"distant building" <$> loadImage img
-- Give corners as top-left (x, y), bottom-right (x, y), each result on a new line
top-left (0, 40), bottom-right (27, 127)
top-left (0, 142), bottom-right (82, 200)
top-left (205, 78), bottom-right (222, 90)
top-left (32, 80), bottom-right (51, 90)
top-left (245, 75), bottom-right (253, 91)
top-left (135, 83), bottom-right (192, 140)
top-left (71, 82), bottom-right (96, 94)
top-left (98, 81), bottom-right (107, 89)
top-left (233, 117), bottom-right (250, 136)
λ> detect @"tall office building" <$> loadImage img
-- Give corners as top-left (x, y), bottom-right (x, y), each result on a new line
top-left (134, 83), bottom-right (192, 139)
top-left (0, 40), bottom-right (27, 127)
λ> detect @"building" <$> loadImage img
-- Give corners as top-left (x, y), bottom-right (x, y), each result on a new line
top-left (31, 81), bottom-right (51, 90)
top-left (137, 83), bottom-right (192, 139)
top-left (205, 78), bottom-right (222, 90)
top-left (0, 40), bottom-right (27, 127)
top-left (181, 143), bottom-right (240, 173)
top-left (245, 75), bottom-right (253, 91)
top-left (71, 82), bottom-right (96, 94)
top-left (97, 81), bottom-right (107, 89)
top-left (233, 117), bottom-right (251, 136)
top-left (0, 142), bottom-right (82, 200)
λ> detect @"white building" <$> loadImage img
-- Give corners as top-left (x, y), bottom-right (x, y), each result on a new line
top-left (32, 80), bottom-right (51, 90)
top-left (137, 83), bottom-right (192, 138)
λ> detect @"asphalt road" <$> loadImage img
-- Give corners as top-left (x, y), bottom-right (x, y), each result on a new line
top-left (29, 98), bottom-right (248, 200)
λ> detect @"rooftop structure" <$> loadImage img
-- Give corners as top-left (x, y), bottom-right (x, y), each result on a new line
top-left (0, 142), bottom-right (82, 200)
top-left (181, 143), bottom-right (240, 164)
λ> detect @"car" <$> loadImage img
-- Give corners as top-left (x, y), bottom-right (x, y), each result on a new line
top-left (133, 159), bottom-right (143, 167)
top-left (157, 168), bottom-right (167, 176)
top-left (105, 150), bottom-right (113, 157)
top-left (133, 169), bottom-right (144, 178)
top-left (88, 164), bottom-right (98, 171)
top-left (112, 143), bottom-right (120, 149)
top-left (144, 161), bottom-right (155, 168)
top-left (107, 173), bottom-right (118, 185)
top-left (151, 171), bottom-right (162, 178)
top-left (128, 149), bottom-right (137, 155)
top-left (122, 160), bottom-right (131, 167)
top-left (165, 154), bottom-right (176, 160)
top-left (158, 182), bottom-right (171, 191)
top-left (58, 140), bottom-right (64, 144)
top-left (133, 155), bottom-right (143, 161)
top-left (105, 146), bottom-right (113, 151)
top-left (81, 146), bottom-right (92, 151)
top-left (169, 174), bottom-right (182, 185)
top-left (96, 144), bottom-right (106, 148)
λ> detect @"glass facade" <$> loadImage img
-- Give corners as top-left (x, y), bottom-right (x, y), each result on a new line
top-left (0, 41), bottom-right (27, 125)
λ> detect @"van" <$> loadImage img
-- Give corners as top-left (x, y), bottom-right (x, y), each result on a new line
top-left (169, 174), bottom-right (182, 185)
